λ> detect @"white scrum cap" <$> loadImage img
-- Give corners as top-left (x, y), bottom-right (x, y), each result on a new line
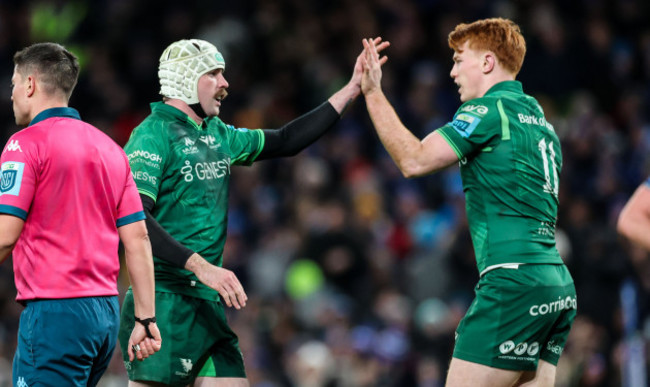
top-left (158, 39), bottom-right (226, 104)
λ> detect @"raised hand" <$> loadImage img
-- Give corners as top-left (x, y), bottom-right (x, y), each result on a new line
top-left (350, 37), bottom-right (390, 95)
top-left (361, 38), bottom-right (388, 96)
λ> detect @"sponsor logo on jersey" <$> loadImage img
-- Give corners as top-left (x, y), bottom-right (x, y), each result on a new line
top-left (449, 113), bottom-right (481, 138)
top-left (128, 150), bottom-right (163, 163)
top-left (16, 377), bottom-right (29, 387)
top-left (0, 161), bottom-right (24, 196)
top-left (517, 113), bottom-right (555, 132)
top-left (182, 137), bottom-right (199, 155)
top-left (131, 171), bottom-right (158, 186)
top-left (529, 296), bottom-right (577, 317)
top-left (460, 104), bottom-right (489, 115)
top-left (5, 140), bottom-right (22, 152)
top-left (180, 158), bottom-right (231, 182)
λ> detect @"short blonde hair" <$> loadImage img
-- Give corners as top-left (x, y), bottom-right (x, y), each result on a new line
top-left (448, 18), bottom-right (526, 76)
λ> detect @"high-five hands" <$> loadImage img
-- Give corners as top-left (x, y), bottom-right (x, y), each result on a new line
top-left (361, 38), bottom-right (389, 96)
top-left (350, 37), bottom-right (390, 96)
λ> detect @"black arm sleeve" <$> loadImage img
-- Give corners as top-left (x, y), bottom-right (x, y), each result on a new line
top-left (141, 194), bottom-right (194, 268)
top-left (257, 101), bottom-right (340, 160)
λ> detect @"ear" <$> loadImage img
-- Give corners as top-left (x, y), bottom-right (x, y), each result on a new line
top-left (26, 75), bottom-right (36, 98)
top-left (482, 52), bottom-right (496, 74)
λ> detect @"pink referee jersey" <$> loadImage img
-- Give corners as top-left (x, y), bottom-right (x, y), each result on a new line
top-left (0, 107), bottom-right (145, 301)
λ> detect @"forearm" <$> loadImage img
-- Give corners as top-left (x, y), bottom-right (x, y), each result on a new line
top-left (619, 222), bottom-right (650, 251)
top-left (184, 253), bottom-right (209, 273)
top-left (141, 194), bottom-right (194, 268)
top-left (0, 215), bottom-right (24, 264)
top-left (328, 82), bottom-right (360, 114)
top-left (365, 90), bottom-right (426, 177)
top-left (125, 234), bottom-right (156, 318)
top-left (618, 185), bottom-right (650, 251)
top-left (258, 102), bottom-right (339, 160)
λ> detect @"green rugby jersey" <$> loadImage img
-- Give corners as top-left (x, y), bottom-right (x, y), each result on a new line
top-left (124, 102), bottom-right (264, 300)
top-left (438, 81), bottom-right (564, 275)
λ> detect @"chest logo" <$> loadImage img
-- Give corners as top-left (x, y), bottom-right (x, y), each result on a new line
top-left (5, 140), bottom-right (22, 152)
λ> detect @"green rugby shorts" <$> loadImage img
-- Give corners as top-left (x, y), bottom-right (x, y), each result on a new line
top-left (453, 264), bottom-right (576, 371)
top-left (119, 289), bottom-right (246, 385)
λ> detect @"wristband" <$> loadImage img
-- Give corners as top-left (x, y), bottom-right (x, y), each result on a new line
top-left (135, 316), bottom-right (157, 339)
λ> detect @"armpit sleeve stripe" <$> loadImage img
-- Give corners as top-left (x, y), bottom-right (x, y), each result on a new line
top-left (117, 211), bottom-right (146, 227)
top-left (497, 100), bottom-right (511, 140)
top-left (251, 129), bottom-right (265, 162)
top-left (438, 129), bottom-right (464, 159)
top-left (0, 204), bottom-right (27, 220)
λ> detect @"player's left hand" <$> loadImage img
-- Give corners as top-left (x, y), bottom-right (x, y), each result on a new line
top-left (350, 37), bottom-right (389, 96)
top-left (361, 38), bottom-right (387, 96)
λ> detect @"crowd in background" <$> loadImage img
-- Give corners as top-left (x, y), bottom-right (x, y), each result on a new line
top-left (0, 0), bottom-right (649, 386)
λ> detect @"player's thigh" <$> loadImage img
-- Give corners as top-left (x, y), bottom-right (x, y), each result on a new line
top-left (516, 360), bottom-right (556, 387)
top-left (446, 357), bottom-right (522, 387)
top-left (193, 376), bottom-right (249, 387)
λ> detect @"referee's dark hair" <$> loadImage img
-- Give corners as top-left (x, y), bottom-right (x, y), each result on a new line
top-left (13, 42), bottom-right (80, 101)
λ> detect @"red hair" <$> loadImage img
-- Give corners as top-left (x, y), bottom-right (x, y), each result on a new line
top-left (448, 18), bottom-right (526, 76)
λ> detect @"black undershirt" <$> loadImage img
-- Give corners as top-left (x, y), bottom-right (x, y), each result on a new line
top-left (142, 101), bottom-right (341, 267)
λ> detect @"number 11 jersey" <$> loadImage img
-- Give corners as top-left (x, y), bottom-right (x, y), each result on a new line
top-left (438, 81), bottom-right (564, 275)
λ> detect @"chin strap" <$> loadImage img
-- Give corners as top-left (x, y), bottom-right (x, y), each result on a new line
top-left (189, 103), bottom-right (207, 119)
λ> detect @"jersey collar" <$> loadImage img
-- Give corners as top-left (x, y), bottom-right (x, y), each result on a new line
top-left (484, 80), bottom-right (523, 96)
top-left (30, 107), bottom-right (81, 126)
top-left (151, 102), bottom-right (213, 131)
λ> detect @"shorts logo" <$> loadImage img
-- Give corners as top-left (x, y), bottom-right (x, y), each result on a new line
top-left (529, 296), bottom-right (577, 317)
top-left (499, 340), bottom-right (515, 354)
top-left (527, 342), bottom-right (540, 356)
top-left (0, 161), bottom-right (25, 196)
top-left (181, 358), bottom-right (193, 373)
top-left (175, 358), bottom-right (193, 378)
top-left (499, 340), bottom-right (539, 358)
top-left (514, 342), bottom-right (528, 355)
top-left (546, 340), bottom-right (563, 355)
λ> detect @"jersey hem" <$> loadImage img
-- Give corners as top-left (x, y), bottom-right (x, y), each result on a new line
top-left (452, 352), bottom-right (537, 372)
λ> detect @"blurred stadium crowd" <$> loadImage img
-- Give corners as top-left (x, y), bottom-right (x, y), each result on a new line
top-left (0, 0), bottom-right (649, 386)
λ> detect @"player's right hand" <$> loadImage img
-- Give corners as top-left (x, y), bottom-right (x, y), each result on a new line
top-left (128, 322), bottom-right (162, 362)
top-left (198, 264), bottom-right (248, 309)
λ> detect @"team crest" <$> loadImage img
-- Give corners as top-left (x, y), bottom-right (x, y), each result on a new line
top-left (1, 170), bottom-right (16, 191)
top-left (0, 161), bottom-right (24, 196)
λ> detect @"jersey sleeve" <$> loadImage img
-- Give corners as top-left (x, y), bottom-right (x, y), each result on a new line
top-left (123, 124), bottom-right (168, 202)
top-left (116, 153), bottom-right (146, 227)
top-left (0, 133), bottom-right (37, 220)
top-left (225, 124), bottom-right (264, 166)
top-left (437, 98), bottom-right (502, 160)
